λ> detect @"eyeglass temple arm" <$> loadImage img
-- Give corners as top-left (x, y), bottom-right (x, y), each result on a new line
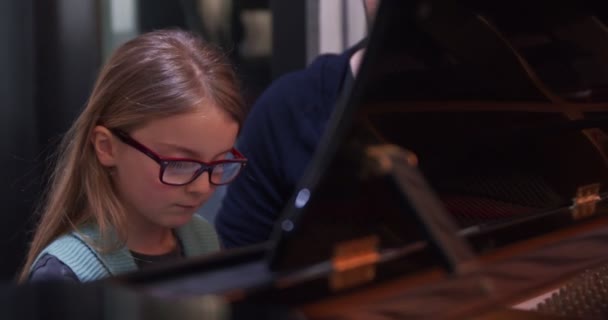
top-left (231, 147), bottom-right (246, 160)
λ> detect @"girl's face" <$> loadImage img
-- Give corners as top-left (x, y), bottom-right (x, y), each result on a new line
top-left (111, 105), bottom-right (239, 228)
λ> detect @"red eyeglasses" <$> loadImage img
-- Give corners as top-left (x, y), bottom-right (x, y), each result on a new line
top-left (111, 129), bottom-right (247, 186)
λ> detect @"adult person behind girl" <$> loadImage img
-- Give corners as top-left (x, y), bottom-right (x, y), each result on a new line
top-left (18, 29), bottom-right (248, 283)
top-left (215, 0), bottom-right (379, 248)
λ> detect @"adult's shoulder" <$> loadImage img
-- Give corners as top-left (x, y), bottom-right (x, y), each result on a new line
top-left (254, 49), bottom-right (355, 112)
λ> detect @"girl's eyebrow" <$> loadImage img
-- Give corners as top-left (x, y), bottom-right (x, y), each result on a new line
top-left (157, 143), bottom-right (233, 161)
top-left (156, 142), bottom-right (201, 159)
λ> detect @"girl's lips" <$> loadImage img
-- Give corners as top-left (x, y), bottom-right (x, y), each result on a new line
top-left (176, 204), bottom-right (197, 209)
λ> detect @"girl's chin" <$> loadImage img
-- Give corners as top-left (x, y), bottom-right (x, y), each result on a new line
top-left (163, 211), bottom-right (196, 228)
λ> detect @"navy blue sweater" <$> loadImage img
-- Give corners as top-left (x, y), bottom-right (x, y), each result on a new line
top-left (216, 48), bottom-right (356, 248)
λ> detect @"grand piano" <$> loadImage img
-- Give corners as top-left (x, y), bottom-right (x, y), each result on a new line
top-left (5, 0), bottom-right (608, 319)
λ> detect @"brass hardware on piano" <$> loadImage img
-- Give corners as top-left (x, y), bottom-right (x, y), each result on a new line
top-left (571, 183), bottom-right (601, 220)
top-left (330, 235), bottom-right (380, 291)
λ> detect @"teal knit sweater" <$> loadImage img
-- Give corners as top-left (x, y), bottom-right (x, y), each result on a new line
top-left (30, 215), bottom-right (219, 282)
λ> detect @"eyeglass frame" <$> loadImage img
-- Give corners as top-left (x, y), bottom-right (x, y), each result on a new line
top-left (109, 129), bottom-right (247, 186)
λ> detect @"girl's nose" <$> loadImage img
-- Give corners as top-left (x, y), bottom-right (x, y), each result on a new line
top-left (185, 171), bottom-right (213, 195)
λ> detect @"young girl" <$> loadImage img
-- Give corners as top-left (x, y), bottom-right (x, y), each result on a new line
top-left (18, 29), bottom-right (247, 282)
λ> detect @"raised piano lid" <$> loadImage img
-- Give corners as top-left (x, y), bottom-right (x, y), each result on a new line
top-left (269, 0), bottom-right (608, 271)
top-left (255, 3), bottom-right (608, 317)
top-left (262, 1), bottom-right (608, 317)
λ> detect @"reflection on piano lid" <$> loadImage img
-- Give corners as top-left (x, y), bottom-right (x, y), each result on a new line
top-left (112, 1), bottom-right (608, 318)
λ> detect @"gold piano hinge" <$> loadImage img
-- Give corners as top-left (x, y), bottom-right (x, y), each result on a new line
top-left (571, 183), bottom-right (601, 220)
top-left (330, 235), bottom-right (380, 292)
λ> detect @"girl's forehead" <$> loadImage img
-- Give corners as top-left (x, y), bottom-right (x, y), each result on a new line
top-left (142, 107), bottom-right (234, 133)
top-left (133, 109), bottom-right (238, 158)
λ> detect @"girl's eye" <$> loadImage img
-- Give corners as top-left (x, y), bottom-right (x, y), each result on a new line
top-left (166, 161), bottom-right (199, 170)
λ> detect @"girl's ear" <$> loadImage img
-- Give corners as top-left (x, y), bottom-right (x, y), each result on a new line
top-left (91, 126), bottom-right (118, 167)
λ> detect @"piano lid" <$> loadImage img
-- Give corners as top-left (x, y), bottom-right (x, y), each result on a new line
top-left (267, 0), bottom-right (608, 274)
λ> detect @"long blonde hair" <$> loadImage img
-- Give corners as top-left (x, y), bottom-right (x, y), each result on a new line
top-left (18, 29), bottom-right (246, 282)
